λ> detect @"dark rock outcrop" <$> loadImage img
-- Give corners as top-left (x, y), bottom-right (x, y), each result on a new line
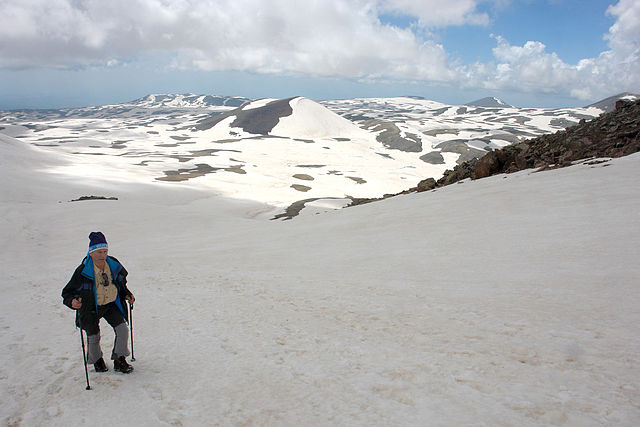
top-left (416, 178), bottom-right (437, 192)
top-left (195, 97), bottom-right (295, 134)
top-left (69, 195), bottom-right (118, 202)
top-left (362, 119), bottom-right (423, 152)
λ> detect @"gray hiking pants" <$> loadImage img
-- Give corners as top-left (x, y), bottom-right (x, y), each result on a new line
top-left (85, 303), bottom-right (130, 364)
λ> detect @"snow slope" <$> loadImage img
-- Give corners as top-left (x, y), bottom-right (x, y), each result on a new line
top-left (1, 132), bottom-right (639, 425)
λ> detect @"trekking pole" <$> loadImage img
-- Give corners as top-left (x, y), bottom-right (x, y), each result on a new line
top-left (79, 328), bottom-right (91, 390)
top-left (129, 303), bottom-right (135, 361)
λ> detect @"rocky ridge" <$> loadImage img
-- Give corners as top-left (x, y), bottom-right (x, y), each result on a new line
top-left (352, 98), bottom-right (640, 205)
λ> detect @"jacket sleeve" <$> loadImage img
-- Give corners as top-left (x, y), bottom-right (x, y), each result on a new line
top-left (113, 261), bottom-right (132, 298)
top-left (61, 265), bottom-right (83, 309)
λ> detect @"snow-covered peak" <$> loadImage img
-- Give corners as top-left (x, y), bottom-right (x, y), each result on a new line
top-left (465, 96), bottom-right (513, 108)
top-left (270, 97), bottom-right (371, 139)
top-left (196, 96), bottom-right (372, 140)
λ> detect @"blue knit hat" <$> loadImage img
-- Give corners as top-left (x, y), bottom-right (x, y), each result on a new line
top-left (88, 232), bottom-right (108, 253)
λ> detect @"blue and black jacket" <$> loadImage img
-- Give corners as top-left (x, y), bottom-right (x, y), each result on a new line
top-left (62, 255), bottom-right (132, 329)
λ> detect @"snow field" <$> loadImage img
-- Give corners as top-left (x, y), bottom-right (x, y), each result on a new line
top-left (1, 134), bottom-right (639, 425)
top-left (2, 95), bottom-right (606, 215)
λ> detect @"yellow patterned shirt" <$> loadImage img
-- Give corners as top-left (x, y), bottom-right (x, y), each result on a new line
top-left (94, 262), bottom-right (118, 306)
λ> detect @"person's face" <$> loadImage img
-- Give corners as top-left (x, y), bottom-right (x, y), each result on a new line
top-left (90, 248), bottom-right (108, 265)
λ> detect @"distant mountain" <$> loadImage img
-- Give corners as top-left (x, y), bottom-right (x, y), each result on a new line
top-left (132, 93), bottom-right (250, 108)
top-left (585, 92), bottom-right (639, 113)
top-left (465, 97), bottom-right (512, 108)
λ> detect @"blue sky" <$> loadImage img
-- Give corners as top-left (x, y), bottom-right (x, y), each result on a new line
top-left (438, 1), bottom-right (613, 64)
top-left (0, 0), bottom-right (638, 109)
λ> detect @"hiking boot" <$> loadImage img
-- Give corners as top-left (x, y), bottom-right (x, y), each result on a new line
top-left (94, 358), bottom-right (108, 372)
top-left (114, 356), bottom-right (133, 374)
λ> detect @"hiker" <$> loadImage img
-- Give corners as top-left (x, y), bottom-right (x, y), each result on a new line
top-left (62, 232), bottom-right (135, 373)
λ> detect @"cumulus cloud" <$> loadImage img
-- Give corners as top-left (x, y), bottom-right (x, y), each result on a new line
top-left (0, 0), bottom-right (637, 101)
top-left (605, 0), bottom-right (640, 57)
top-left (461, 36), bottom-right (578, 94)
top-left (461, 0), bottom-right (640, 100)
top-left (167, 0), bottom-right (457, 82)
top-left (0, 0), bottom-right (459, 81)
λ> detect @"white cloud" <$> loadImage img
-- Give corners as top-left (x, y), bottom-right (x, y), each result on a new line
top-left (460, 1), bottom-right (640, 101)
top-left (606, 0), bottom-right (640, 57)
top-left (0, 0), bottom-right (637, 102)
top-left (461, 36), bottom-right (578, 94)
top-left (0, 0), bottom-right (457, 82)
